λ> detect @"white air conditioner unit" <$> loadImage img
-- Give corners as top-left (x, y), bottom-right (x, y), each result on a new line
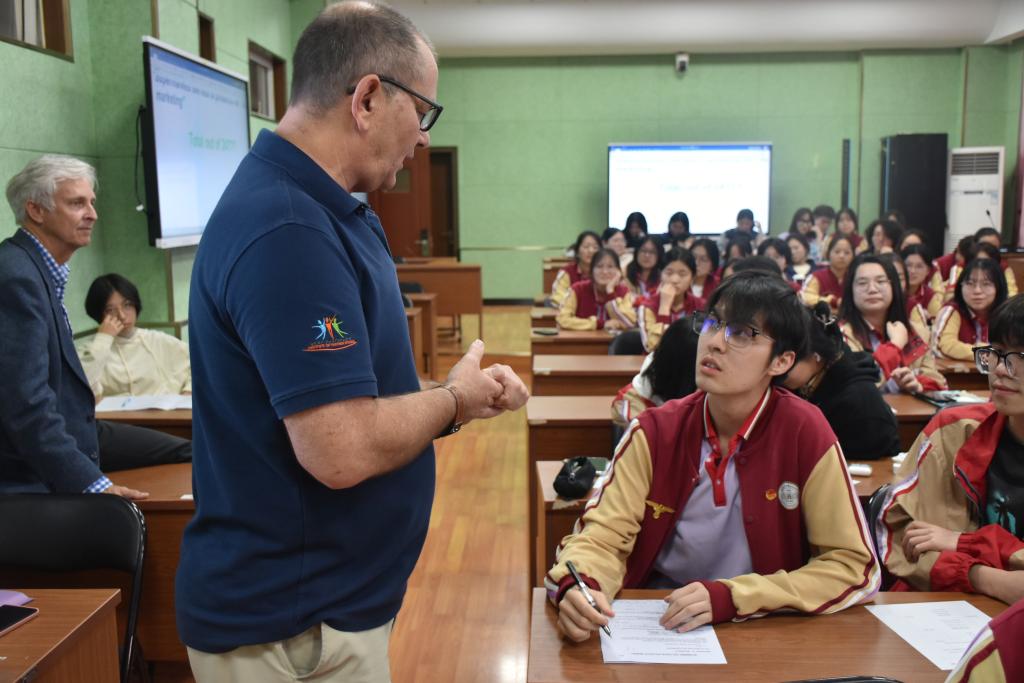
top-left (946, 146), bottom-right (1003, 253)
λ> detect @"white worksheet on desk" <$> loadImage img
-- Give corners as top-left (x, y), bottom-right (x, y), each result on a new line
top-left (599, 599), bottom-right (727, 665)
top-left (96, 394), bottom-right (192, 412)
top-left (865, 601), bottom-right (990, 670)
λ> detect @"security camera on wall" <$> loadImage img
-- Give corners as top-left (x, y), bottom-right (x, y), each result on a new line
top-left (674, 52), bottom-right (689, 73)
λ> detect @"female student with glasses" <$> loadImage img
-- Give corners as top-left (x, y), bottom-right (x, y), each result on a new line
top-left (546, 272), bottom-right (879, 642)
top-left (556, 248), bottom-right (633, 331)
top-left (838, 254), bottom-right (945, 394)
top-left (880, 295), bottom-right (1024, 610)
top-left (933, 258), bottom-right (1010, 361)
top-left (625, 235), bottom-right (662, 298)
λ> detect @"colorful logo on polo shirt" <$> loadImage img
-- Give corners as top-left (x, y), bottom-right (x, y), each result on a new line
top-left (304, 315), bottom-right (358, 352)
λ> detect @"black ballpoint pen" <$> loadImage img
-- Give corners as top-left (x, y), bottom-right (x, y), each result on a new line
top-left (566, 560), bottom-right (612, 637)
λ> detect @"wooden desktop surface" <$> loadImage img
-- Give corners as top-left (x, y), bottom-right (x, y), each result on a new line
top-left (395, 262), bottom-right (483, 321)
top-left (98, 408), bottom-right (192, 440)
top-left (113, 462), bottom-right (193, 661)
top-left (530, 330), bottom-right (618, 356)
top-left (532, 355), bottom-right (641, 396)
top-left (935, 357), bottom-right (988, 390)
top-left (528, 588), bottom-right (1005, 683)
top-left (405, 307), bottom-right (425, 376)
top-left (531, 307), bottom-right (557, 330)
top-left (0, 588), bottom-right (121, 683)
top-left (406, 292), bottom-right (439, 376)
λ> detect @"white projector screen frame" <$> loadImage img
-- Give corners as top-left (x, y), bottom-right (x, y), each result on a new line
top-left (607, 143), bottom-right (772, 237)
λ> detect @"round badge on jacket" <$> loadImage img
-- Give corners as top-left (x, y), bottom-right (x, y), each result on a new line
top-left (778, 481), bottom-right (800, 510)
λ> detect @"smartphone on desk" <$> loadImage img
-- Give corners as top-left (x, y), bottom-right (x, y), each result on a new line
top-left (0, 604), bottom-right (39, 637)
top-left (533, 328), bottom-right (558, 336)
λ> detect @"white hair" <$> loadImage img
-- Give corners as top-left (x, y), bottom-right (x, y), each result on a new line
top-left (5, 155), bottom-right (97, 226)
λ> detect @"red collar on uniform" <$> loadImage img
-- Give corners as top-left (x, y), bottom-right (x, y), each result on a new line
top-left (953, 406), bottom-right (1007, 507)
top-left (702, 387), bottom-right (773, 506)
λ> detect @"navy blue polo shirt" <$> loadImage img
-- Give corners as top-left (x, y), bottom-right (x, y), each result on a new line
top-left (176, 130), bottom-right (432, 653)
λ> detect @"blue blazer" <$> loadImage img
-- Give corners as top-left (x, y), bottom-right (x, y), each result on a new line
top-left (0, 230), bottom-right (102, 492)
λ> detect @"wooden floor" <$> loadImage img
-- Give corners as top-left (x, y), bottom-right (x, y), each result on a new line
top-left (154, 306), bottom-right (539, 682)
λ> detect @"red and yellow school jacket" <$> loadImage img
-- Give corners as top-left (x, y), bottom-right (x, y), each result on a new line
top-left (550, 262), bottom-right (585, 308)
top-left (879, 403), bottom-right (1024, 592)
top-left (546, 388), bottom-right (881, 623)
top-left (906, 282), bottom-right (943, 321)
top-left (930, 258), bottom-right (1018, 303)
top-left (636, 291), bottom-right (704, 352)
top-left (556, 280), bottom-right (632, 331)
top-left (933, 302), bottom-right (989, 361)
top-left (691, 271), bottom-right (720, 300)
top-left (611, 353), bottom-right (659, 427)
top-left (840, 312), bottom-right (946, 392)
top-left (801, 267), bottom-right (845, 313)
top-left (627, 273), bottom-right (659, 299)
top-left (946, 598), bottom-right (1024, 683)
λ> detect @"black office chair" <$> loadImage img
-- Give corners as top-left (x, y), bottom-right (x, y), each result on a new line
top-left (608, 329), bottom-right (645, 355)
top-left (0, 494), bottom-right (147, 683)
top-left (865, 483), bottom-right (896, 591)
top-left (399, 281), bottom-right (424, 294)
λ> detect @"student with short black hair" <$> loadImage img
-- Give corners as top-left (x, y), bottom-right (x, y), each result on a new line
top-left (866, 218), bottom-right (903, 254)
top-left (668, 212), bottom-right (690, 241)
top-left (78, 273), bottom-right (191, 397)
top-left (557, 248), bottom-right (633, 331)
top-left (801, 233), bottom-right (853, 314)
top-left (838, 254), bottom-right (945, 394)
top-left (835, 207), bottom-right (866, 254)
top-left (551, 230), bottom-right (600, 308)
top-left (975, 226), bottom-right (1002, 247)
top-left (624, 211), bottom-right (649, 250)
top-left (612, 317), bottom-right (699, 427)
top-left (932, 234), bottom-right (977, 303)
top-left (757, 237), bottom-right (795, 281)
top-left (934, 258), bottom-right (1010, 361)
top-left (625, 235), bottom-right (662, 298)
top-left (636, 247), bottom-right (704, 351)
top-left (547, 272), bottom-right (880, 641)
top-left (720, 209), bottom-right (760, 252)
top-left (812, 204), bottom-right (835, 238)
top-left (689, 238), bottom-right (720, 299)
top-left (880, 294), bottom-right (1024, 603)
top-left (601, 227), bottom-right (627, 258)
top-left (901, 243), bottom-right (943, 320)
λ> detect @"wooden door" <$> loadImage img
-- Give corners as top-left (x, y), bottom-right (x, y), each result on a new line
top-left (429, 148), bottom-right (458, 257)
top-left (368, 146), bottom-right (432, 258)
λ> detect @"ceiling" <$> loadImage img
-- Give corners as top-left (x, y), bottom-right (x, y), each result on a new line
top-left (385, 0), bottom-right (1024, 58)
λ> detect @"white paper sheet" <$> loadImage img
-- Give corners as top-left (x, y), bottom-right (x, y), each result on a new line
top-left (599, 600), bottom-right (727, 665)
top-left (96, 394), bottom-right (192, 412)
top-left (865, 601), bottom-right (991, 670)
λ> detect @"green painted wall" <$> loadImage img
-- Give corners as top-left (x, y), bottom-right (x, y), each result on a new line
top-left (2, 1), bottom-right (1021, 305)
top-left (432, 47), bottom-right (1023, 298)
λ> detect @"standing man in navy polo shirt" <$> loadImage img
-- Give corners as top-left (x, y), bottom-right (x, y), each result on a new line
top-left (176, 2), bottom-right (529, 681)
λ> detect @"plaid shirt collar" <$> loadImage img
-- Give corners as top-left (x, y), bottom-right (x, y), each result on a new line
top-left (19, 228), bottom-right (70, 295)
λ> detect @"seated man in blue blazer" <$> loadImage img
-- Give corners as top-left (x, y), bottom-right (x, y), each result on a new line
top-left (0, 155), bottom-right (150, 497)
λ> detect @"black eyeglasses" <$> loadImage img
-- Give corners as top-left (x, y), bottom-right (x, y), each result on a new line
top-left (346, 74), bottom-right (443, 132)
top-left (974, 346), bottom-right (1023, 379)
top-left (691, 311), bottom-right (773, 350)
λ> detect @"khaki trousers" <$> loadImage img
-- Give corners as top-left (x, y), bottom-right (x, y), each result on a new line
top-left (188, 621), bottom-right (393, 682)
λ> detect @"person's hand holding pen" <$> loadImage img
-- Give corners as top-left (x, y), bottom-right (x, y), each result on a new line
top-left (556, 561), bottom-right (615, 642)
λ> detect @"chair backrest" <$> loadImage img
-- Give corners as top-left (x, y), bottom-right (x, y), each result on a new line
top-left (399, 281), bottom-right (424, 294)
top-left (608, 329), bottom-right (645, 355)
top-left (864, 483), bottom-right (893, 561)
top-left (0, 494), bottom-right (146, 683)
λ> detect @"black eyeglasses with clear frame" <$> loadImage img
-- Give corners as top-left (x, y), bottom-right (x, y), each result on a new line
top-left (691, 311), bottom-right (774, 350)
top-left (346, 74), bottom-right (443, 132)
top-left (973, 345), bottom-right (1023, 379)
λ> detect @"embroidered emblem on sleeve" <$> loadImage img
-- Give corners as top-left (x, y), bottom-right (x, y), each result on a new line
top-left (304, 315), bottom-right (358, 352)
top-left (645, 500), bottom-right (675, 520)
top-left (778, 481), bottom-right (800, 510)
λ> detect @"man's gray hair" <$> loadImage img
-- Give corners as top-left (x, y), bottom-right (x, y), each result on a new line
top-left (6, 154), bottom-right (97, 226)
top-left (290, 0), bottom-right (435, 116)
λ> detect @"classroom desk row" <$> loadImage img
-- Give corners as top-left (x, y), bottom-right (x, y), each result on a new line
top-left (528, 588), bottom-right (1005, 683)
top-left (396, 261), bottom-right (483, 337)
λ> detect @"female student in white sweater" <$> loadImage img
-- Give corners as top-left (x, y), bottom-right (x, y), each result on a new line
top-left (77, 273), bottom-right (191, 397)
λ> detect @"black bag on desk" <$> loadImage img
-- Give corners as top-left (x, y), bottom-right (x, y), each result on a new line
top-left (553, 457), bottom-right (596, 499)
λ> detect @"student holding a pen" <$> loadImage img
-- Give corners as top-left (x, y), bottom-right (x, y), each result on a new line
top-left (545, 272), bottom-right (880, 642)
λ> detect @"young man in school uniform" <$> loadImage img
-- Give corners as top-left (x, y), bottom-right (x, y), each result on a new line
top-left (546, 271), bottom-right (880, 641)
top-left (880, 294), bottom-right (1024, 604)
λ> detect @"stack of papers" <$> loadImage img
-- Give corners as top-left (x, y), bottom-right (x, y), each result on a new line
top-left (96, 394), bottom-right (192, 412)
top-left (599, 600), bottom-right (727, 665)
top-left (866, 601), bottom-right (991, 670)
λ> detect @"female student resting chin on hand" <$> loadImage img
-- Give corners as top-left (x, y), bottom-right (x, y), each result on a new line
top-left (838, 255), bottom-right (945, 394)
top-left (636, 247), bottom-right (704, 352)
top-left (556, 248), bottom-right (633, 331)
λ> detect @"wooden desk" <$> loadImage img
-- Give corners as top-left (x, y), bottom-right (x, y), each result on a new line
top-left (0, 589), bottom-right (121, 683)
top-left (396, 262), bottom-right (483, 334)
top-left (401, 256), bottom-right (458, 264)
top-left (884, 393), bottom-right (937, 451)
top-left (531, 307), bottom-right (557, 330)
top-left (534, 459), bottom-right (896, 586)
top-left (406, 292), bottom-right (439, 376)
top-left (531, 330), bottom-right (617, 356)
top-left (115, 462), bottom-right (193, 662)
top-left (98, 409), bottom-right (192, 440)
top-left (936, 357), bottom-right (988, 391)
top-left (527, 589), bottom-right (1005, 683)
top-left (405, 307), bottom-right (425, 376)
top-left (532, 355), bottom-right (641, 396)
top-left (542, 264), bottom-right (561, 293)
